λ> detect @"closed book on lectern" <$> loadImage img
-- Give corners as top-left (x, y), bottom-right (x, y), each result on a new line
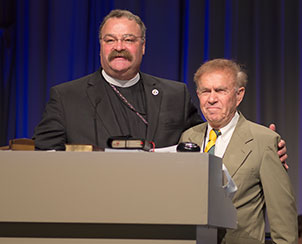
top-left (107, 137), bottom-right (152, 151)
top-left (65, 144), bottom-right (104, 151)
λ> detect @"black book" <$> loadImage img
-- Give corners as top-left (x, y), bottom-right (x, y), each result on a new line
top-left (107, 136), bottom-right (153, 151)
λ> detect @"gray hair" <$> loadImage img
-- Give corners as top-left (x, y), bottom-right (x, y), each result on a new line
top-left (98, 9), bottom-right (146, 42)
top-left (194, 59), bottom-right (248, 88)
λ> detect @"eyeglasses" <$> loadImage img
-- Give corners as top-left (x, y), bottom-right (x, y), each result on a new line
top-left (101, 34), bottom-right (144, 46)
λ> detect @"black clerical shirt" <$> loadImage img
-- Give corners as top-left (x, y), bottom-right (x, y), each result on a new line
top-left (104, 79), bottom-right (147, 140)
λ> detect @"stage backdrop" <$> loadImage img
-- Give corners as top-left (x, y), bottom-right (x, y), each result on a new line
top-left (1, 0), bottom-right (301, 213)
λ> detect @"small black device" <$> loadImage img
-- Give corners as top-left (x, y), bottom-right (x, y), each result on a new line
top-left (176, 142), bottom-right (201, 152)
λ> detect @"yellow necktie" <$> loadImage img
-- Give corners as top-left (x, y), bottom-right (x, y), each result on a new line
top-left (205, 129), bottom-right (221, 154)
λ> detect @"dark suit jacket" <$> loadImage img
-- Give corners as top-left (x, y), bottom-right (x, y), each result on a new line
top-left (180, 113), bottom-right (298, 244)
top-left (33, 70), bottom-right (202, 150)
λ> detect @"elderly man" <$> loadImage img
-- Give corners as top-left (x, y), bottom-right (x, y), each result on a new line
top-left (33, 9), bottom-right (287, 159)
top-left (180, 59), bottom-right (298, 243)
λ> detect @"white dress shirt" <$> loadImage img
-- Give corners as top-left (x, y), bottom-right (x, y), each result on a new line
top-left (204, 111), bottom-right (240, 157)
top-left (102, 69), bottom-right (140, 88)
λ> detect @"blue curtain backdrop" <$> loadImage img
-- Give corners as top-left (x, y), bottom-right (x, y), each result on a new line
top-left (1, 0), bottom-right (301, 213)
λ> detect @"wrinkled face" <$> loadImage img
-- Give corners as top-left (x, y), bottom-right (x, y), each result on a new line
top-left (197, 70), bottom-right (245, 129)
top-left (100, 17), bottom-right (145, 80)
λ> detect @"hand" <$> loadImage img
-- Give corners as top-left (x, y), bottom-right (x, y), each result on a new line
top-left (269, 123), bottom-right (289, 170)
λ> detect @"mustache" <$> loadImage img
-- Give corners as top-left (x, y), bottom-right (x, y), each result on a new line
top-left (108, 50), bottom-right (133, 62)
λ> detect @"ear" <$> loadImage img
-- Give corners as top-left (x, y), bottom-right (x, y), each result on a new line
top-left (142, 40), bottom-right (146, 55)
top-left (99, 41), bottom-right (102, 56)
top-left (236, 87), bottom-right (245, 107)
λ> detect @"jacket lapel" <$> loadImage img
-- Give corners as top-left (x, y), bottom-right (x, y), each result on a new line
top-left (189, 123), bottom-right (207, 149)
top-left (188, 114), bottom-right (253, 177)
top-left (86, 71), bottom-right (122, 136)
top-left (223, 114), bottom-right (254, 177)
top-left (141, 73), bottom-right (163, 141)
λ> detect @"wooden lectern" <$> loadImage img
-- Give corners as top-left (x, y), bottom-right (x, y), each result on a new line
top-left (0, 151), bottom-right (237, 244)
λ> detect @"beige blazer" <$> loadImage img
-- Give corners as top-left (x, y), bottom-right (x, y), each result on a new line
top-left (180, 113), bottom-right (298, 244)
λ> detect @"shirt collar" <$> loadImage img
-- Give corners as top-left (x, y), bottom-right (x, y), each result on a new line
top-left (102, 69), bottom-right (140, 88)
top-left (207, 111), bottom-right (240, 139)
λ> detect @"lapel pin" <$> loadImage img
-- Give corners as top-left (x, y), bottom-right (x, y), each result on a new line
top-left (152, 89), bottom-right (159, 96)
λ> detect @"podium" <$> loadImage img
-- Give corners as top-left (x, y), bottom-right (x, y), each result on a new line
top-left (0, 151), bottom-right (237, 244)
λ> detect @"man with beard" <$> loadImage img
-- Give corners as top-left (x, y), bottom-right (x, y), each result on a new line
top-left (33, 9), bottom-right (288, 160)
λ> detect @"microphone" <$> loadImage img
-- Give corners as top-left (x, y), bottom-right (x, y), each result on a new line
top-left (94, 99), bottom-right (101, 147)
top-left (176, 142), bottom-right (200, 152)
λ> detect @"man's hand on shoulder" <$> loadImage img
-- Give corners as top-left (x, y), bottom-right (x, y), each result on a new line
top-left (269, 123), bottom-right (289, 170)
